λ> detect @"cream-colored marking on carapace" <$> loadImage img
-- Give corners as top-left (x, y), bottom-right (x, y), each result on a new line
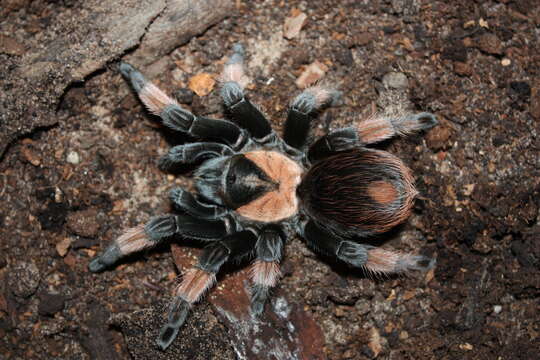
top-left (237, 150), bottom-right (303, 222)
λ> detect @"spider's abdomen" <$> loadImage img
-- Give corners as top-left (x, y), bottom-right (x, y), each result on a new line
top-left (233, 150), bottom-right (303, 223)
top-left (298, 148), bottom-right (417, 238)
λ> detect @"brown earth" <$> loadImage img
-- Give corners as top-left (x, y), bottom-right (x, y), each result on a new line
top-left (1, 0), bottom-right (539, 359)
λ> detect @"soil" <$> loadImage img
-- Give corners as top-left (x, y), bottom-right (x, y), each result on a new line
top-left (1, 0), bottom-right (539, 359)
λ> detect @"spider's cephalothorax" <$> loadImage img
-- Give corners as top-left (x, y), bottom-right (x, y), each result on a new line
top-left (89, 44), bottom-right (438, 350)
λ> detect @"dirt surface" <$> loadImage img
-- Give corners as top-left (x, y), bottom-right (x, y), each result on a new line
top-left (1, 0), bottom-right (539, 359)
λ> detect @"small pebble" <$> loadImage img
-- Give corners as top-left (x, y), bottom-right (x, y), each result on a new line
top-left (66, 151), bottom-right (80, 165)
top-left (283, 9), bottom-right (307, 40)
top-left (399, 330), bottom-right (409, 340)
top-left (175, 88), bottom-right (194, 104)
top-left (38, 292), bottom-right (66, 316)
top-left (501, 58), bottom-right (511, 66)
top-left (476, 33), bottom-right (503, 55)
top-left (295, 61), bottom-right (328, 89)
top-left (8, 262), bottom-right (40, 298)
top-left (493, 305), bottom-right (502, 314)
top-left (66, 208), bottom-right (100, 238)
top-left (382, 72), bottom-right (409, 90)
top-left (188, 73), bottom-right (215, 97)
top-left (56, 237), bottom-right (72, 257)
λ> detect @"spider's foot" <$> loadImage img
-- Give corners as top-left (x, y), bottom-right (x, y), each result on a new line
top-left (157, 297), bottom-right (190, 350)
top-left (411, 112), bottom-right (438, 130)
top-left (291, 87), bottom-right (342, 114)
top-left (227, 43), bottom-right (245, 64)
top-left (250, 284), bottom-right (269, 316)
top-left (119, 62), bottom-right (146, 92)
top-left (391, 112), bottom-right (438, 135)
top-left (397, 254), bottom-right (436, 272)
top-left (88, 244), bottom-right (122, 273)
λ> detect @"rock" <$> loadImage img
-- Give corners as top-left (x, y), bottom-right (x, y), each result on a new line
top-left (453, 61), bottom-right (472, 76)
top-left (66, 151), bottom-right (80, 165)
top-left (531, 85), bottom-right (540, 120)
top-left (188, 73), bottom-right (216, 97)
top-left (501, 58), bottom-right (511, 66)
top-left (171, 244), bottom-right (326, 360)
top-left (425, 125), bottom-right (452, 151)
top-left (295, 61), bottom-right (328, 89)
top-left (38, 293), bottom-right (66, 316)
top-left (508, 81), bottom-right (531, 103)
top-left (382, 72), bottom-right (409, 90)
top-left (442, 44), bottom-right (468, 62)
top-left (20, 145), bottom-right (41, 166)
top-left (175, 88), bottom-right (194, 104)
top-left (66, 208), bottom-right (100, 238)
top-left (368, 327), bottom-right (383, 358)
top-left (283, 9), bottom-right (307, 40)
top-left (476, 33), bottom-right (503, 55)
top-left (335, 47), bottom-right (354, 66)
top-left (111, 301), bottom-right (236, 360)
top-left (0, 0), bottom-right (233, 158)
top-left (8, 262), bottom-right (40, 298)
top-left (56, 237), bottom-right (72, 257)
top-left (0, 34), bottom-right (25, 55)
top-left (348, 32), bottom-right (373, 47)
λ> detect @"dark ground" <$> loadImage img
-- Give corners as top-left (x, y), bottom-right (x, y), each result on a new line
top-left (1, 0), bottom-right (539, 359)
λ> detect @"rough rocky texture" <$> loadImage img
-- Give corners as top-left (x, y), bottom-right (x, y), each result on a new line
top-left (0, 0), bottom-right (232, 158)
top-left (111, 301), bottom-right (235, 360)
top-left (171, 245), bottom-right (326, 360)
top-left (1, 0), bottom-right (539, 359)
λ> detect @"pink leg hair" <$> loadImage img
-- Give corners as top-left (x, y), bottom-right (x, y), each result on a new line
top-left (356, 112), bottom-right (437, 144)
top-left (220, 43), bottom-right (249, 88)
top-left (250, 260), bottom-right (281, 288)
top-left (139, 83), bottom-right (179, 115)
top-left (364, 247), bottom-right (435, 275)
top-left (115, 225), bottom-right (153, 256)
top-left (175, 268), bottom-right (216, 304)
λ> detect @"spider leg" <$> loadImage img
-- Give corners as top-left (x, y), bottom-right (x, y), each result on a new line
top-left (169, 187), bottom-right (228, 220)
top-left (88, 214), bottom-right (231, 273)
top-left (356, 112), bottom-right (437, 145)
top-left (307, 127), bottom-right (359, 163)
top-left (284, 86), bottom-right (341, 149)
top-left (248, 226), bottom-right (284, 315)
top-left (158, 230), bottom-right (256, 350)
top-left (158, 142), bottom-right (233, 171)
top-left (302, 221), bottom-right (434, 274)
top-left (120, 63), bottom-right (247, 148)
top-left (220, 44), bottom-right (272, 139)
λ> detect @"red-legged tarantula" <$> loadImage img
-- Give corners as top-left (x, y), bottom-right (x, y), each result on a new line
top-left (89, 44), bottom-right (437, 350)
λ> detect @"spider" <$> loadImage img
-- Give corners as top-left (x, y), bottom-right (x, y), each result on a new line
top-left (89, 44), bottom-right (437, 350)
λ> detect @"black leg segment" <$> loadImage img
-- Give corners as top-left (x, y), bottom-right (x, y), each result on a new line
top-left (198, 230), bottom-right (257, 272)
top-left (157, 230), bottom-right (257, 350)
top-left (307, 127), bottom-right (359, 163)
top-left (223, 86), bottom-right (272, 139)
top-left (120, 62), bottom-right (247, 149)
top-left (302, 221), bottom-right (369, 268)
top-left (284, 88), bottom-right (340, 149)
top-left (169, 188), bottom-right (228, 220)
top-left (158, 142), bottom-right (233, 171)
top-left (249, 226), bottom-right (285, 315)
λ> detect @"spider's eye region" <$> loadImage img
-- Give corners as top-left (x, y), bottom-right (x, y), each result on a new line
top-left (222, 155), bottom-right (275, 209)
top-left (226, 173), bottom-right (236, 185)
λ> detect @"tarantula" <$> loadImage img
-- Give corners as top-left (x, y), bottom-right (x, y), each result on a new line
top-left (89, 44), bottom-right (437, 350)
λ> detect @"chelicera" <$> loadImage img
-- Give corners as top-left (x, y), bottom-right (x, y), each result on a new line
top-left (89, 44), bottom-right (437, 350)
